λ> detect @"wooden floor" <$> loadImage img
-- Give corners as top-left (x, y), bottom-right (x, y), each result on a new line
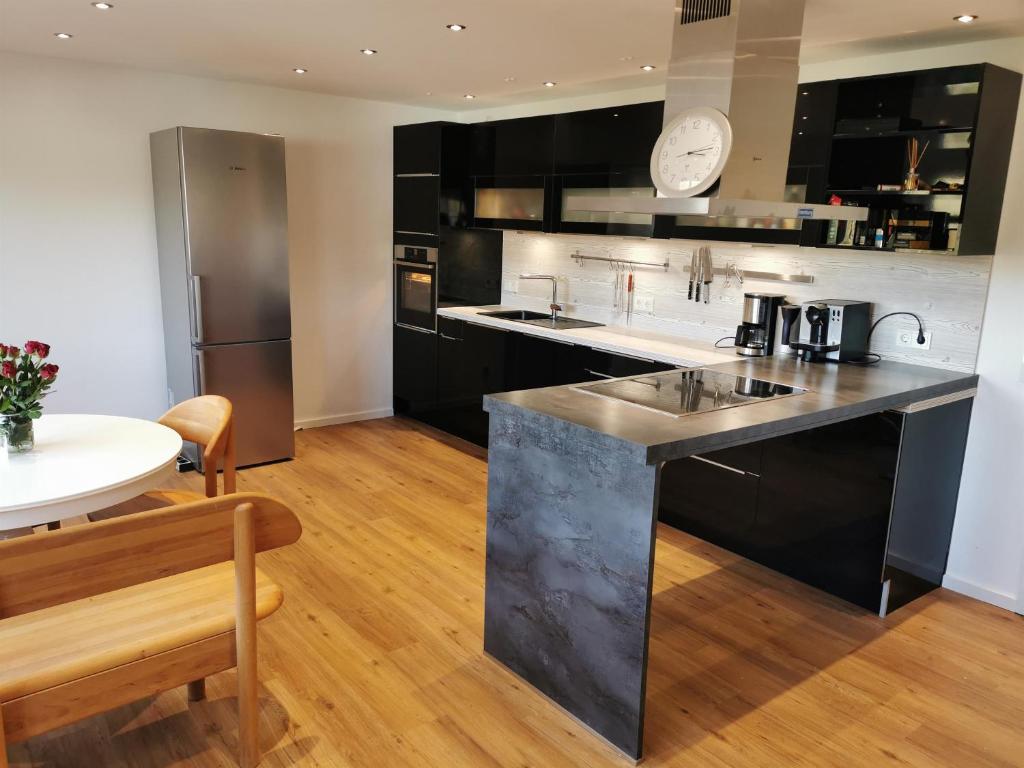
top-left (10, 418), bottom-right (1024, 767)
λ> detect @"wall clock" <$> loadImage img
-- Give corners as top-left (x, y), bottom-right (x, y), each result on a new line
top-left (650, 106), bottom-right (733, 198)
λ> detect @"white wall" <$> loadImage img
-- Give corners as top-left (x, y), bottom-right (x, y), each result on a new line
top-left (0, 52), bottom-right (455, 426)
top-left (500, 232), bottom-right (991, 371)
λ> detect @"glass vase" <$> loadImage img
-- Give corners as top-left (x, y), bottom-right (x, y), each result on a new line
top-left (2, 413), bottom-right (34, 454)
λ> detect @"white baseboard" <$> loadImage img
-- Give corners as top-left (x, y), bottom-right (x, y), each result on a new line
top-left (294, 407), bottom-right (393, 430)
top-left (942, 573), bottom-right (1020, 614)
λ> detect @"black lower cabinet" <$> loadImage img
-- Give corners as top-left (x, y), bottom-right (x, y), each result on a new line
top-left (660, 444), bottom-right (762, 553)
top-left (508, 334), bottom-right (583, 390)
top-left (393, 324), bottom-right (437, 415)
top-left (399, 320), bottom-right (681, 447)
top-left (753, 414), bottom-right (901, 611)
top-left (427, 318), bottom-right (511, 446)
top-left (659, 405), bottom-right (969, 615)
top-left (575, 347), bottom-right (677, 381)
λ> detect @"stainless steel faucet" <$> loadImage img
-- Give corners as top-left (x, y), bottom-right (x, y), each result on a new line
top-left (518, 274), bottom-right (562, 319)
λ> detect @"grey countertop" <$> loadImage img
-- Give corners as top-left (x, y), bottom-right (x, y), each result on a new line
top-left (484, 355), bottom-right (978, 464)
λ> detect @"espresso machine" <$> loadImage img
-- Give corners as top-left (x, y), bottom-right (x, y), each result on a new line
top-left (734, 293), bottom-right (786, 356)
top-left (790, 300), bottom-right (872, 362)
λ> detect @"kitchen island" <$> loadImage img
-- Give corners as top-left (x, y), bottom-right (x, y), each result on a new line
top-left (482, 356), bottom-right (977, 759)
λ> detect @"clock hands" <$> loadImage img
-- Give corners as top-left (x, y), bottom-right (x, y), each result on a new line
top-left (676, 144), bottom-right (716, 157)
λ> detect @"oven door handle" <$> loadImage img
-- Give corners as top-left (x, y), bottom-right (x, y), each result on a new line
top-left (394, 260), bottom-right (436, 268)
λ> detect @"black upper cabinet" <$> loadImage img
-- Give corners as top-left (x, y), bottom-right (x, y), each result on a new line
top-left (394, 176), bottom-right (441, 235)
top-left (794, 63), bottom-right (1021, 255)
top-left (471, 115), bottom-right (556, 176)
top-left (553, 102), bottom-right (664, 174)
top-left (395, 123), bottom-right (442, 176)
top-left (394, 121), bottom-right (473, 242)
top-left (789, 82), bottom-right (838, 169)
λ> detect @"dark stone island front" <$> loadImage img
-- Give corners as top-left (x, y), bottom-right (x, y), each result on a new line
top-left (482, 356), bottom-right (977, 759)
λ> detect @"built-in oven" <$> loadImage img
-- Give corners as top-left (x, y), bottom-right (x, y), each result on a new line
top-left (394, 244), bottom-right (438, 332)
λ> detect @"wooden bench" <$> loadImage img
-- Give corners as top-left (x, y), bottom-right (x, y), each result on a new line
top-left (0, 493), bottom-right (302, 767)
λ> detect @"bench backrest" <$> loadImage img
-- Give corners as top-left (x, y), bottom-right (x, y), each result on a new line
top-left (0, 493), bottom-right (301, 619)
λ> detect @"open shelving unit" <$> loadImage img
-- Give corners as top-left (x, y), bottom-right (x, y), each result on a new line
top-left (788, 63), bottom-right (1021, 256)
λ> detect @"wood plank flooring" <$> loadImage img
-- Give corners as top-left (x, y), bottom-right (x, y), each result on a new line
top-left (9, 417), bottom-right (1024, 767)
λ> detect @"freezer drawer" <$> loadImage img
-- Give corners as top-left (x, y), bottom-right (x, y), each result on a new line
top-left (193, 339), bottom-right (294, 467)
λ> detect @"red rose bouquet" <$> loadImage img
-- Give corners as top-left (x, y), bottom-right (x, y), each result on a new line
top-left (0, 340), bottom-right (59, 453)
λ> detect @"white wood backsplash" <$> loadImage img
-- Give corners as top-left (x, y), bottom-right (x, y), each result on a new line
top-left (501, 232), bottom-right (992, 372)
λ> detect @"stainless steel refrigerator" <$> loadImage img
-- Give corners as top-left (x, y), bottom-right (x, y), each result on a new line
top-left (150, 127), bottom-right (294, 468)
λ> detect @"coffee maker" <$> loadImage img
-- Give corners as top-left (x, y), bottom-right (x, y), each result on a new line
top-left (790, 300), bottom-right (871, 362)
top-left (734, 293), bottom-right (786, 356)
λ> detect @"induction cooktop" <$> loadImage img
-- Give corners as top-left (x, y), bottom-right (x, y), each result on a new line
top-left (573, 368), bottom-right (807, 418)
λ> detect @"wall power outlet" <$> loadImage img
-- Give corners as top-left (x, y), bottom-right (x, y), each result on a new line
top-left (895, 329), bottom-right (932, 350)
top-left (633, 294), bottom-right (655, 313)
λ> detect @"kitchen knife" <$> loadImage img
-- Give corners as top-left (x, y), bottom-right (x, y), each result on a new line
top-left (688, 249), bottom-right (697, 300)
top-left (695, 250), bottom-right (703, 303)
top-left (703, 247), bottom-right (713, 304)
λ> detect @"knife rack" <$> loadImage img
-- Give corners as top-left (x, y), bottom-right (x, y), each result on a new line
top-left (683, 263), bottom-right (815, 285)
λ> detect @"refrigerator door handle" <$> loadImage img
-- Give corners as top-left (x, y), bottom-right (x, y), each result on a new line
top-left (194, 348), bottom-right (207, 394)
top-left (191, 275), bottom-right (204, 344)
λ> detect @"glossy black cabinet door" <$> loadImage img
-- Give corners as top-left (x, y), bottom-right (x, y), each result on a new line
top-left (754, 413), bottom-right (901, 612)
top-left (553, 102), bottom-right (664, 174)
top-left (394, 123), bottom-right (442, 175)
top-left (576, 348), bottom-right (677, 381)
top-left (659, 455), bottom-right (761, 550)
top-left (788, 82), bottom-right (838, 168)
top-left (394, 176), bottom-right (440, 236)
top-left (507, 333), bottom-right (578, 391)
top-left (433, 318), bottom-right (511, 447)
top-left (471, 116), bottom-right (556, 176)
top-left (393, 324), bottom-right (437, 414)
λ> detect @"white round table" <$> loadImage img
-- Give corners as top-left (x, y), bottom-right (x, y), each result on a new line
top-left (0, 414), bottom-right (183, 531)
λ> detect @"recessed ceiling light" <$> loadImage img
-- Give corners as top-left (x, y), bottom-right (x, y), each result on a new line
top-left (954, 14), bottom-right (978, 23)
top-left (640, 65), bottom-right (656, 71)
top-left (54, 32), bottom-right (73, 39)
top-left (801, 90), bottom-right (809, 95)
top-left (464, 94), bottom-right (476, 100)
top-left (504, 76), bottom-right (516, 82)
top-left (360, 48), bottom-right (378, 55)
top-left (293, 68), bottom-right (307, 74)
top-left (92, 2), bottom-right (114, 8)
top-left (446, 24), bottom-right (467, 31)
top-left (543, 81), bottom-right (557, 88)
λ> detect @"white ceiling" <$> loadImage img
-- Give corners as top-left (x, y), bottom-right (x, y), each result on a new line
top-left (2, 0), bottom-right (1022, 109)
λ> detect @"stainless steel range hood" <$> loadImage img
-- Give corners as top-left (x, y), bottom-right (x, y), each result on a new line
top-left (566, 0), bottom-right (867, 226)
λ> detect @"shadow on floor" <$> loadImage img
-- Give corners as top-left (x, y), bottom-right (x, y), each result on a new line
top-left (9, 688), bottom-right (315, 768)
top-left (640, 530), bottom-right (925, 762)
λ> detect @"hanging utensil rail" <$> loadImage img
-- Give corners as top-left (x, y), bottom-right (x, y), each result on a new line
top-left (571, 250), bottom-right (670, 271)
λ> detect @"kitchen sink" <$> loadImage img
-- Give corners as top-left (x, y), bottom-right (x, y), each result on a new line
top-left (479, 310), bottom-right (552, 321)
top-left (479, 309), bottom-right (604, 330)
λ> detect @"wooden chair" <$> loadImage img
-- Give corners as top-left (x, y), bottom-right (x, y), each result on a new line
top-left (88, 395), bottom-right (236, 523)
top-left (0, 493), bottom-right (301, 768)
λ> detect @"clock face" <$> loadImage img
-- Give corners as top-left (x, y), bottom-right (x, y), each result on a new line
top-left (650, 107), bottom-right (733, 198)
